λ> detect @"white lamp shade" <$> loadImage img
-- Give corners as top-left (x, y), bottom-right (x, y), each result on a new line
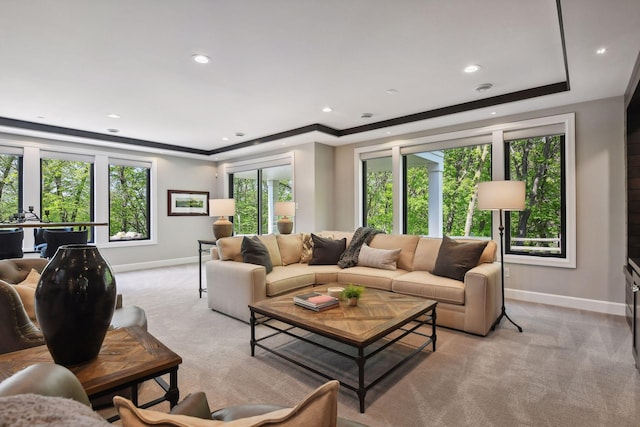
top-left (477, 181), bottom-right (525, 211)
top-left (274, 201), bottom-right (295, 217)
top-left (209, 198), bottom-right (235, 217)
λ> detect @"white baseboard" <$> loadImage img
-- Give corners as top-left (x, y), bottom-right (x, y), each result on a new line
top-left (505, 288), bottom-right (626, 316)
top-left (111, 256), bottom-right (199, 273)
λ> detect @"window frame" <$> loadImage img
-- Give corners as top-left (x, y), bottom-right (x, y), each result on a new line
top-left (355, 112), bottom-right (576, 268)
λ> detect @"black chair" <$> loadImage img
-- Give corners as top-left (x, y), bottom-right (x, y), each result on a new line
top-left (42, 229), bottom-right (88, 259)
top-left (0, 229), bottom-right (24, 259)
top-left (34, 227), bottom-right (72, 258)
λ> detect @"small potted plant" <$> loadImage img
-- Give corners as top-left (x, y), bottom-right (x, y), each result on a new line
top-left (342, 284), bottom-right (364, 306)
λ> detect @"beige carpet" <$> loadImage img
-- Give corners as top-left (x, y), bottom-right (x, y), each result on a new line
top-left (109, 264), bottom-right (640, 427)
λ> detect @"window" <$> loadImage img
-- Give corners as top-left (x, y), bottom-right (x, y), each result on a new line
top-left (40, 156), bottom-right (93, 225)
top-left (230, 164), bottom-right (292, 235)
top-left (0, 153), bottom-right (21, 222)
top-left (403, 144), bottom-right (491, 237)
top-left (363, 156), bottom-right (393, 232)
top-left (505, 134), bottom-right (565, 257)
top-left (109, 162), bottom-right (150, 241)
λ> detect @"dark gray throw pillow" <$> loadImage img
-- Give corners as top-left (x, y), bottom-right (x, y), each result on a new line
top-left (432, 236), bottom-right (488, 281)
top-left (241, 236), bottom-right (273, 273)
top-left (308, 234), bottom-right (347, 265)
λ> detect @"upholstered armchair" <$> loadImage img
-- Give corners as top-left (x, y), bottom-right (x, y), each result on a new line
top-left (0, 258), bottom-right (147, 355)
top-left (0, 363), bottom-right (368, 427)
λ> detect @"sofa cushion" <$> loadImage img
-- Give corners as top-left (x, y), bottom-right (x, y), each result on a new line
top-left (337, 266), bottom-right (406, 291)
top-left (357, 243), bottom-right (402, 271)
top-left (266, 266), bottom-right (316, 296)
top-left (309, 234), bottom-right (346, 265)
top-left (369, 234), bottom-right (419, 271)
top-left (276, 234), bottom-right (302, 265)
top-left (392, 271), bottom-right (465, 305)
top-left (413, 237), bottom-right (497, 272)
top-left (217, 236), bottom-right (244, 262)
top-left (17, 268), bottom-right (40, 288)
top-left (14, 268), bottom-right (41, 320)
top-left (241, 236), bottom-right (273, 274)
top-left (432, 236), bottom-right (488, 281)
top-left (304, 264), bottom-right (342, 284)
top-left (257, 234), bottom-right (283, 267)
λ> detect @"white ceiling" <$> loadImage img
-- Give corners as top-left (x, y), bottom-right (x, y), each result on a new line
top-left (0, 0), bottom-right (638, 160)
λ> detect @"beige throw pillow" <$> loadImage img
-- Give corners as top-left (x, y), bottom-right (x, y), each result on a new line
top-left (276, 233), bottom-right (302, 265)
top-left (18, 268), bottom-right (41, 288)
top-left (14, 268), bottom-right (41, 320)
top-left (114, 380), bottom-right (339, 427)
top-left (357, 243), bottom-right (402, 271)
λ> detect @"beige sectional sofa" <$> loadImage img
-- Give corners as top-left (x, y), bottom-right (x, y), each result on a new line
top-left (205, 231), bottom-right (502, 336)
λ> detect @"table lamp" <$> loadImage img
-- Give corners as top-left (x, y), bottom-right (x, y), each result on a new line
top-left (477, 180), bottom-right (525, 333)
top-left (209, 198), bottom-right (235, 239)
top-left (274, 201), bottom-right (295, 234)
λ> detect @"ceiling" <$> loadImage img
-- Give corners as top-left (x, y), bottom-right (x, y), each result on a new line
top-left (0, 0), bottom-right (639, 161)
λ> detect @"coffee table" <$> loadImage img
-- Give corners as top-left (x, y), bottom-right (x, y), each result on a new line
top-left (249, 285), bottom-right (437, 413)
top-left (0, 326), bottom-right (182, 421)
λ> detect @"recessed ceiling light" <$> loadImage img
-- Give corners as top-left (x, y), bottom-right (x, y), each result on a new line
top-left (386, 89), bottom-right (398, 94)
top-left (192, 54), bottom-right (210, 64)
top-left (222, 137), bottom-right (229, 141)
top-left (464, 64), bottom-right (481, 73)
top-left (475, 83), bottom-right (493, 93)
top-left (322, 106), bottom-right (333, 113)
top-left (596, 47), bottom-right (607, 55)
top-left (386, 131), bottom-right (392, 135)
top-left (107, 113), bottom-right (121, 119)
top-left (36, 116), bottom-right (45, 119)
top-left (235, 132), bottom-right (245, 137)
top-left (361, 113), bottom-right (373, 119)
top-left (107, 128), bottom-right (119, 133)
top-left (490, 111), bottom-right (497, 115)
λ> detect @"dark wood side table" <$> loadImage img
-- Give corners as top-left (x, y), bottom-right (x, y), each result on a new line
top-left (0, 326), bottom-right (182, 422)
top-left (198, 239), bottom-right (217, 298)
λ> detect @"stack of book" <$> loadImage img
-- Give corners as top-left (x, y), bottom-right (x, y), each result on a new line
top-left (294, 292), bottom-right (340, 312)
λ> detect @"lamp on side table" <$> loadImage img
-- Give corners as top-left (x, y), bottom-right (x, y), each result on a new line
top-left (209, 199), bottom-right (235, 239)
top-left (477, 180), bottom-right (525, 333)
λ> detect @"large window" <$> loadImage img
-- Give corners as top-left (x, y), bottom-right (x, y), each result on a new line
top-left (505, 134), bottom-right (565, 257)
top-left (41, 157), bottom-right (93, 224)
top-left (404, 144), bottom-right (491, 237)
top-left (0, 153), bottom-right (21, 222)
top-left (231, 164), bottom-right (292, 235)
top-left (109, 162), bottom-right (150, 241)
top-left (363, 156), bottom-right (393, 232)
top-left (356, 113), bottom-right (576, 268)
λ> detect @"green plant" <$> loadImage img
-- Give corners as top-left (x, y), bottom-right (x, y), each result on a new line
top-left (341, 284), bottom-right (364, 300)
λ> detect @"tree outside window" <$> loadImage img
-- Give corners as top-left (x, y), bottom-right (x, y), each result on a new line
top-left (0, 154), bottom-right (20, 222)
top-left (506, 134), bottom-right (565, 257)
top-left (363, 157), bottom-right (393, 233)
top-left (41, 158), bottom-right (92, 224)
top-left (109, 164), bottom-right (150, 241)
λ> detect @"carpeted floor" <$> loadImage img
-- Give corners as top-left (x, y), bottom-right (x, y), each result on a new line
top-left (109, 264), bottom-right (640, 427)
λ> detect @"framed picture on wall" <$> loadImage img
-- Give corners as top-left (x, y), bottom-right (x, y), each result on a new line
top-left (167, 190), bottom-right (210, 216)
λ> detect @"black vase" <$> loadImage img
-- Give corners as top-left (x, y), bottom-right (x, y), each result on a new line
top-left (35, 244), bottom-right (116, 366)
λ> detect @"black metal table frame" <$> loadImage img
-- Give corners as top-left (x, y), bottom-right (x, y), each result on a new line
top-left (93, 368), bottom-right (179, 423)
top-left (250, 305), bottom-right (436, 413)
top-left (198, 239), bottom-right (217, 298)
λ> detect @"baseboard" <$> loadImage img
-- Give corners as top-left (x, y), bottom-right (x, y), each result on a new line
top-left (111, 256), bottom-right (199, 273)
top-left (506, 288), bottom-right (625, 316)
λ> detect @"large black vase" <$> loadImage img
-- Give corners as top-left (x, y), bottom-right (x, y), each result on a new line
top-left (35, 244), bottom-right (116, 366)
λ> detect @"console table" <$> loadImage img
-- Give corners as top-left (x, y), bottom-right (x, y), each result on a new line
top-left (198, 239), bottom-right (217, 298)
top-left (0, 326), bottom-right (182, 422)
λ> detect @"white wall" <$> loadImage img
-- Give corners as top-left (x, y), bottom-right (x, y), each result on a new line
top-left (333, 97), bottom-right (626, 308)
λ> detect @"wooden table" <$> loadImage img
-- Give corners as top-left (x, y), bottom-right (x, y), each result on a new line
top-left (0, 326), bottom-right (182, 420)
top-left (249, 285), bottom-right (437, 413)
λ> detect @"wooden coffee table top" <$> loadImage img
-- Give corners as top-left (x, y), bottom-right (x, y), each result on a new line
top-left (250, 285), bottom-right (436, 347)
top-left (0, 326), bottom-right (182, 397)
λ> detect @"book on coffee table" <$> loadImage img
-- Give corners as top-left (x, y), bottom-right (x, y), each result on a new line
top-left (294, 292), bottom-right (339, 311)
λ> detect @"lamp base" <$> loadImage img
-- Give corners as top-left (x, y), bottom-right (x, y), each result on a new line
top-left (491, 304), bottom-right (523, 332)
top-left (277, 218), bottom-right (293, 234)
top-left (213, 218), bottom-right (233, 240)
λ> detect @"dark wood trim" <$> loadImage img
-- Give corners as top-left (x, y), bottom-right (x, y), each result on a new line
top-left (556, 0), bottom-right (571, 90)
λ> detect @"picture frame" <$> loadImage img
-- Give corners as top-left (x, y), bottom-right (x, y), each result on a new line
top-left (167, 190), bottom-right (209, 216)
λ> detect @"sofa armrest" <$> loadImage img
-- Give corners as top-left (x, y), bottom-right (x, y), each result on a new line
top-left (0, 363), bottom-right (91, 406)
top-left (463, 262), bottom-right (501, 336)
top-left (169, 392), bottom-right (212, 419)
top-left (206, 260), bottom-right (267, 322)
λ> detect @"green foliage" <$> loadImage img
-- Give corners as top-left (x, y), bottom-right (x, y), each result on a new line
top-left (341, 284), bottom-right (364, 299)
top-left (0, 154), bottom-right (20, 222)
top-left (41, 158), bottom-right (91, 223)
top-left (109, 165), bottom-right (149, 239)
